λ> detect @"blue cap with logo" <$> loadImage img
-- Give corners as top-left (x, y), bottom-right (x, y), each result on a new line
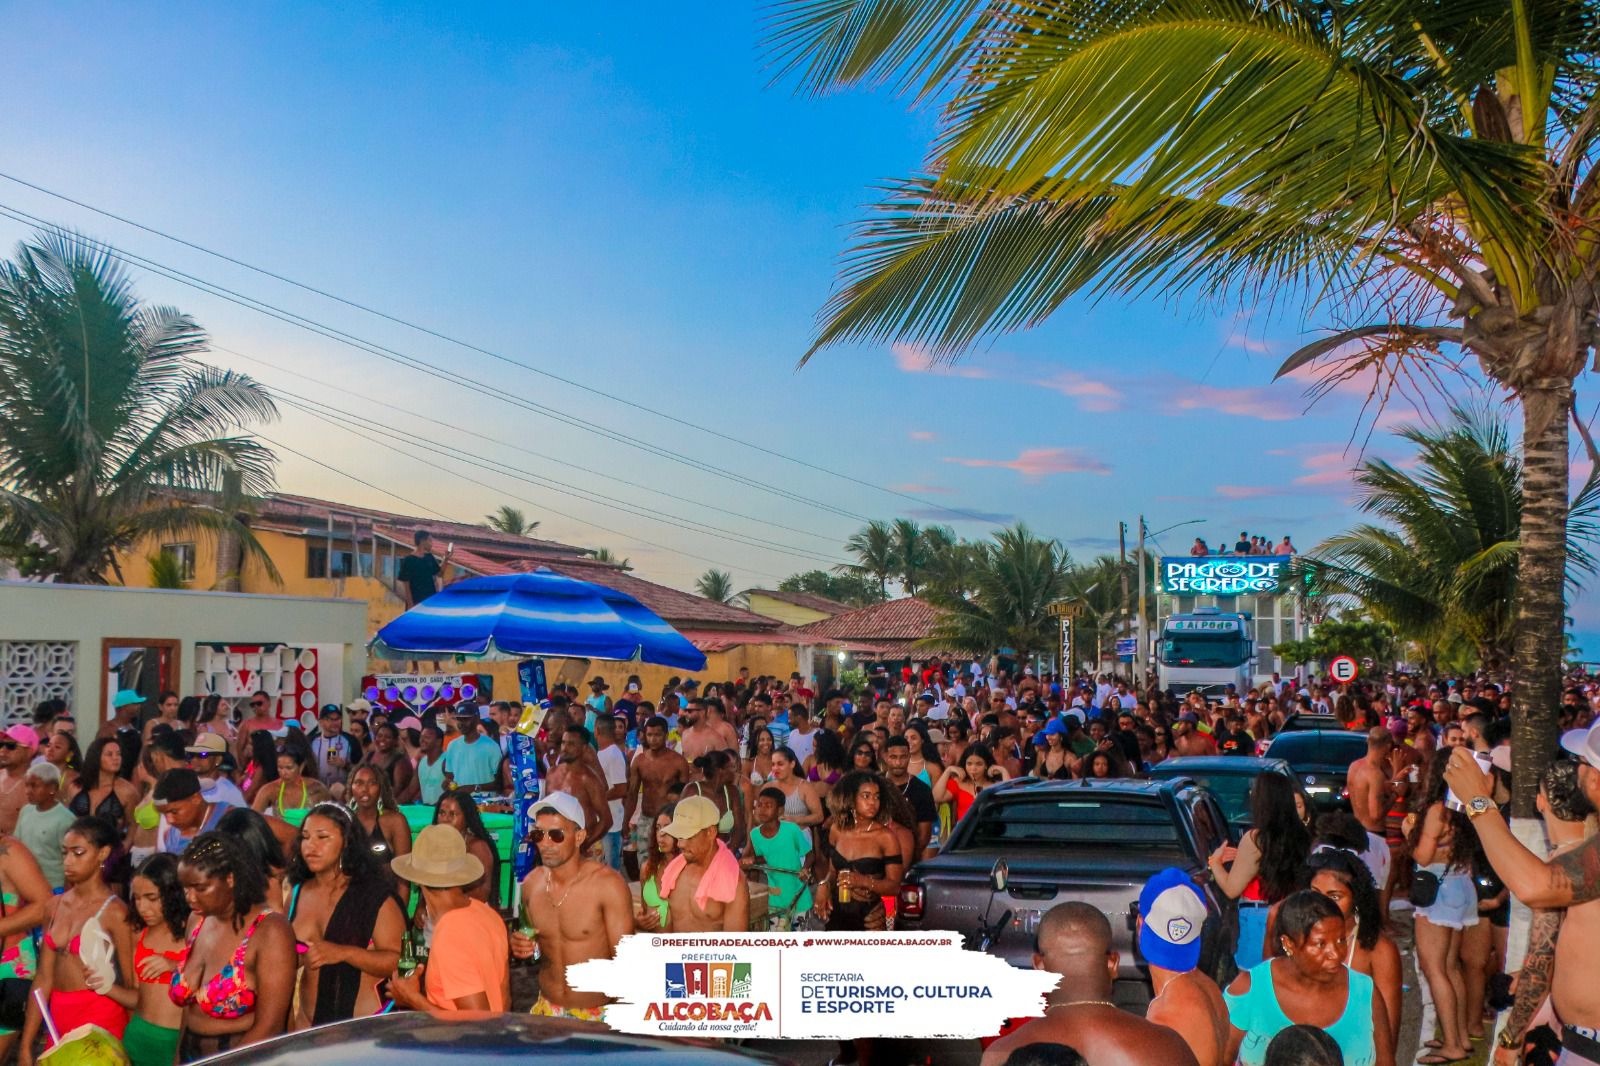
top-left (1138, 867), bottom-right (1207, 972)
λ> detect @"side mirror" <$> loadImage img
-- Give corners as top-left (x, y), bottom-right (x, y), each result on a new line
top-left (989, 858), bottom-right (1009, 893)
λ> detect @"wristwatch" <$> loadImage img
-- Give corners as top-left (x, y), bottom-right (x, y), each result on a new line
top-left (1466, 796), bottom-right (1494, 819)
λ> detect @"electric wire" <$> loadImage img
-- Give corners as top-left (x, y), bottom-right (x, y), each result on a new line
top-left (0, 170), bottom-right (999, 522)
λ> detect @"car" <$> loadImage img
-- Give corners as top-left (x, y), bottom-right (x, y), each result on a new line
top-left (895, 777), bottom-right (1238, 991)
top-left (1259, 728), bottom-right (1370, 811)
top-left (1146, 756), bottom-right (1311, 839)
top-left (1276, 712), bottom-right (1349, 732)
top-left (200, 1012), bottom-right (790, 1065)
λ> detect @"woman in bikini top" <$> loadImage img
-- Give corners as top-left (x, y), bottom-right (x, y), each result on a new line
top-left (170, 832), bottom-right (295, 1061)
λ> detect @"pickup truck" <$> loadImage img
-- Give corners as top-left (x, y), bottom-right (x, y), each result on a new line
top-left (896, 777), bottom-right (1238, 991)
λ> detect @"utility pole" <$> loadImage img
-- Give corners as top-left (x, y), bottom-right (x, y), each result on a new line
top-left (1136, 515), bottom-right (1147, 687)
top-left (1118, 522), bottom-right (1129, 677)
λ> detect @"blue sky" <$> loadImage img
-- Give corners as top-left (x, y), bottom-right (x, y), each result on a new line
top-left (3, 4), bottom-right (1594, 647)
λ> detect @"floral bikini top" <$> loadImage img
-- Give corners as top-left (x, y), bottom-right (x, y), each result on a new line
top-left (169, 911), bottom-right (266, 1019)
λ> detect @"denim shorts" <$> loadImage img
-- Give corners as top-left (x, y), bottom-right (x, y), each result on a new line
top-left (1416, 866), bottom-right (1479, 929)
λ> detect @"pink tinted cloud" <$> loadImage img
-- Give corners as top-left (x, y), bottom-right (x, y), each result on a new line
top-left (1216, 485), bottom-right (1278, 499)
top-left (890, 483), bottom-right (953, 494)
top-left (908, 430), bottom-right (938, 442)
top-left (1033, 371), bottom-right (1124, 413)
top-left (943, 447), bottom-right (1111, 480)
top-left (891, 342), bottom-right (992, 379)
top-left (1165, 384), bottom-right (1301, 421)
top-left (1293, 451), bottom-right (1355, 486)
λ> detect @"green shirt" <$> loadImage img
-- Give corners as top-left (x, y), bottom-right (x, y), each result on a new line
top-left (749, 820), bottom-right (812, 913)
top-left (17, 802), bottom-right (75, 890)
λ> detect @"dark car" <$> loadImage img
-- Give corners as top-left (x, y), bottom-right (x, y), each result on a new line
top-left (1260, 728), bottom-right (1369, 811)
top-left (1146, 756), bottom-right (1311, 838)
top-left (896, 777), bottom-right (1237, 990)
top-left (200, 1012), bottom-right (789, 1065)
top-left (1276, 712), bottom-right (1349, 732)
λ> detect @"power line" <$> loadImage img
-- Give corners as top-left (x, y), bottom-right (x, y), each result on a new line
top-left (265, 406), bottom-right (795, 583)
top-left (0, 201), bottom-right (871, 523)
top-left (0, 169), bottom-right (1000, 523)
top-left (210, 344), bottom-right (849, 548)
top-left (273, 392), bottom-right (847, 565)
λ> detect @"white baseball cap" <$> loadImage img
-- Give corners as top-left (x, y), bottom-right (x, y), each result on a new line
top-left (1560, 722), bottom-right (1600, 771)
top-left (530, 791), bottom-right (586, 827)
top-left (1138, 868), bottom-right (1208, 971)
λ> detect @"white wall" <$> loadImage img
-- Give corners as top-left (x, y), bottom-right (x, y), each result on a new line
top-left (0, 582), bottom-right (367, 732)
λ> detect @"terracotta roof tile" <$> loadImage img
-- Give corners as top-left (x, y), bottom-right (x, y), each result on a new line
top-left (796, 597), bottom-right (944, 642)
top-left (258, 493), bottom-right (591, 557)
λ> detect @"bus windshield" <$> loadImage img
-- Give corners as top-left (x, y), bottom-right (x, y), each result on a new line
top-left (1161, 632), bottom-right (1247, 668)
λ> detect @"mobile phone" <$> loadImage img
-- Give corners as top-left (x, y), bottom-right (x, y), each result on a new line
top-left (1445, 750), bottom-right (1494, 811)
top-left (447, 541), bottom-right (454, 553)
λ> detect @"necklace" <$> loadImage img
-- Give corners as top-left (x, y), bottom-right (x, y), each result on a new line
top-left (1047, 999), bottom-right (1118, 1011)
top-left (543, 867), bottom-right (579, 909)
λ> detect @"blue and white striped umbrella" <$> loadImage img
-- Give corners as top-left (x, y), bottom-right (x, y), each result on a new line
top-left (370, 569), bottom-right (707, 671)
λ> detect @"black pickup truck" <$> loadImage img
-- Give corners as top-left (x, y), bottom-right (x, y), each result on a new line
top-left (896, 777), bottom-right (1238, 991)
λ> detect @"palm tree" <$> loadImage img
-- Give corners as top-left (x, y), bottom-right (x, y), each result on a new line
top-left (890, 517), bottom-right (928, 595)
top-left (768, 2), bottom-right (1600, 814)
top-left (695, 568), bottom-right (736, 604)
top-left (1294, 406), bottom-right (1599, 673)
top-left (483, 504), bottom-right (539, 536)
top-left (147, 551), bottom-right (189, 590)
top-left (922, 527), bottom-right (980, 604)
top-left (842, 519), bottom-right (897, 597)
top-left (589, 546), bottom-right (632, 570)
top-left (922, 522), bottom-right (1073, 662)
top-left (0, 232), bottom-right (280, 585)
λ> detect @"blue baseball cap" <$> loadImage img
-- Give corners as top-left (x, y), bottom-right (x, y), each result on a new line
top-left (1138, 868), bottom-right (1207, 973)
top-left (1041, 717), bottom-right (1067, 737)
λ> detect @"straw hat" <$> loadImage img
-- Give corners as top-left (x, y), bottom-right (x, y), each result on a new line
top-left (390, 824), bottom-right (483, 888)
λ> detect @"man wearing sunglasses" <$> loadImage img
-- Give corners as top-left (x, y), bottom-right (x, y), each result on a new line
top-left (0, 725), bottom-right (39, 834)
top-left (233, 690), bottom-right (280, 762)
top-left (509, 792), bottom-right (632, 1021)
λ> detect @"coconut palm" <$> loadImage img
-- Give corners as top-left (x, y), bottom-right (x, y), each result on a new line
top-left (1295, 406), bottom-right (1600, 672)
top-left (842, 518), bottom-right (898, 596)
top-left (483, 504), bottom-right (539, 536)
top-left (922, 522), bottom-right (1073, 662)
top-left (0, 232), bottom-right (279, 585)
top-left (890, 517), bottom-right (929, 594)
top-left (589, 546), bottom-right (632, 570)
top-left (769, 0), bottom-right (1600, 813)
top-left (695, 568), bottom-right (736, 604)
top-left (922, 526), bottom-right (981, 604)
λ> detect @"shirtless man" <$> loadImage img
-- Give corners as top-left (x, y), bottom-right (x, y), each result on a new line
top-left (660, 796), bottom-right (749, 933)
top-left (509, 792), bottom-right (633, 1021)
top-left (0, 727), bottom-right (36, 835)
top-left (981, 901), bottom-right (1199, 1066)
top-left (678, 700), bottom-right (720, 763)
top-left (543, 726), bottom-right (611, 850)
top-left (1139, 870), bottom-right (1229, 1066)
top-left (623, 715), bottom-right (690, 858)
top-left (1447, 729), bottom-right (1600, 1066)
top-left (1346, 727), bottom-right (1393, 839)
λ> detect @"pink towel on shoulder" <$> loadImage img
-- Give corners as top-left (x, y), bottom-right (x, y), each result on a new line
top-left (658, 840), bottom-right (741, 910)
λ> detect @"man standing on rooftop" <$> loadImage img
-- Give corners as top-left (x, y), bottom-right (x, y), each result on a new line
top-left (396, 529), bottom-right (452, 608)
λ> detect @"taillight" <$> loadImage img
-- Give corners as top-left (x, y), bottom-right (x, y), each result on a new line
top-left (899, 883), bottom-right (924, 920)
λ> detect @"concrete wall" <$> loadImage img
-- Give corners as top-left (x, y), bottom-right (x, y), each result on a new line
top-left (0, 582), bottom-right (368, 733)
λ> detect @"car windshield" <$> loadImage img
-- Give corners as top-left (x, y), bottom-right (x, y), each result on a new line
top-left (1267, 732), bottom-right (1367, 765)
top-left (960, 797), bottom-right (1185, 856)
top-left (1158, 772), bottom-right (1254, 825)
top-left (1160, 633), bottom-right (1247, 668)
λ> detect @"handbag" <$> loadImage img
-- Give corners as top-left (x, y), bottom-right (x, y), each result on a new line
top-left (0, 891), bottom-right (30, 1030)
top-left (1409, 867), bottom-right (1441, 908)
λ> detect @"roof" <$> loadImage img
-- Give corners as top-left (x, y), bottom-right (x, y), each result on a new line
top-left (742, 588), bottom-right (852, 616)
top-left (252, 493), bottom-right (592, 559)
top-left (796, 597), bottom-right (943, 643)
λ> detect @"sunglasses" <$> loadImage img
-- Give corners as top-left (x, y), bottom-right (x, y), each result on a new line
top-left (526, 828), bottom-right (567, 845)
top-left (0, 743), bottom-right (16, 752)
top-left (250, 701), bottom-right (268, 709)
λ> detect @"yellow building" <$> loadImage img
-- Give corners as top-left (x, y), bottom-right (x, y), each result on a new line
top-left (112, 492), bottom-right (813, 702)
top-left (742, 588), bottom-right (850, 628)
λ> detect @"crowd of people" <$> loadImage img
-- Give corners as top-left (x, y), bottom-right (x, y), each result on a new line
top-left (0, 657), bottom-right (1592, 1066)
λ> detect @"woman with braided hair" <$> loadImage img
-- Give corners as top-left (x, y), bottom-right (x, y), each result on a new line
top-left (170, 831), bottom-right (295, 1061)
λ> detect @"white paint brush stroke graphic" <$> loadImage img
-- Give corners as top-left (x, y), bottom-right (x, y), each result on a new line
top-left (568, 932), bottom-right (1058, 1040)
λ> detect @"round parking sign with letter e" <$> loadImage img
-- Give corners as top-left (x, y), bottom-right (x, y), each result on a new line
top-left (1329, 656), bottom-right (1359, 683)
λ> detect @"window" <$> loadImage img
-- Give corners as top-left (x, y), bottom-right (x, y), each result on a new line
top-left (308, 545), bottom-right (358, 578)
top-left (307, 545), bottom-right (328, 579)
top-left (959, 797), bottom-right (1184, 854)
top-left (160, 543), bottom-right (196, 581)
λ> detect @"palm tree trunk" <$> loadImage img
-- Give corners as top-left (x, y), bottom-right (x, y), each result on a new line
top-left (1510, 379), bottom-right (1571, 818)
